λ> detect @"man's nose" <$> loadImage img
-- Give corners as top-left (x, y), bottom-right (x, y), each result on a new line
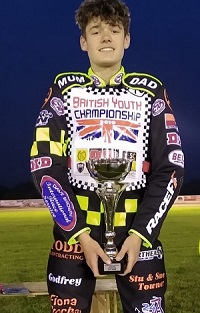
top-left (101, 31), bottom-right (112, 42)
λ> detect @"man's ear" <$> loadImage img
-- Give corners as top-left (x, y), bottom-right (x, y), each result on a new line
top-left (80, 36), bottom-right (87, 51)
top-left (124, 33), bottom-right (131, 50)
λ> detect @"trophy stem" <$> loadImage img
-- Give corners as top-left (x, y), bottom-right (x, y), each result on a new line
top-left (97, 183), bottom-right (127, 259)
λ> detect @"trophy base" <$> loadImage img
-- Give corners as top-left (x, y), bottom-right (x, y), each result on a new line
top-left (98, 258), bottom-right (125, 275)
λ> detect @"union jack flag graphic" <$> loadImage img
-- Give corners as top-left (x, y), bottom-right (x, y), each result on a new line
top-left (76, 119), bottom-right (141, 143)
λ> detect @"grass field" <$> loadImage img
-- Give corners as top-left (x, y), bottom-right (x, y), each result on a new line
top-left (0, 205), bottom-right (199, 313)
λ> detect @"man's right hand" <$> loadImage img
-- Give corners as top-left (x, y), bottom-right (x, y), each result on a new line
top-left (78, 232), bottom-right (111, 277)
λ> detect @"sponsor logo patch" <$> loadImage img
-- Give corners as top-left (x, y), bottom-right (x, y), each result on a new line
top-left (168, 150), bottom-right (184, 168)
top-left (114, 73), bottom-right (123, 84)
top-left (40, 176), bottom-right (77, 231)
top-left (77, 163), bottom-right (85, 173)
top-left (165, 113), bottom-right (178, 130)
top-left (135, 296), bottom-right (164, 313)
top-left (76, 149), bottom-right (87, 162)
top-left (50, 97), bottom-right (65, 116)
top-left (167, 132), bottom-right (181, 146)
top-left (35, 110), bottom-right (53, 127)
top-left (50, 241), bottom-right (84, 261)
top-left (48, 273), bottom-right (82, 286)
top-left (30, 157), bottom-right (52, 172)
top-left (146, 172), bottom-right (177, 235)
top-left (50, 295), bottom-right (80, 311)
top-left (138, 246), bottom-right (163, 261)
top-left (152, 99), bottom-right (166, 116)
top-left (91, 75), bottom-right (101, 86)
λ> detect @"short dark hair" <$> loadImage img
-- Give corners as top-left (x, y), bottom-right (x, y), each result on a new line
top-left (75, 0), bottom-right (131, 36)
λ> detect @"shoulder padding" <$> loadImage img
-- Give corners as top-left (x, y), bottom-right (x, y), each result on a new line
top-left (54, 72), bottom-right (93, 94)
top-left (123, 72), bottom-right (163, 97)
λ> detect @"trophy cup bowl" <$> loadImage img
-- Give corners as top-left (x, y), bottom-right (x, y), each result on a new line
top-left (86, 158), bottom-right (132, 274)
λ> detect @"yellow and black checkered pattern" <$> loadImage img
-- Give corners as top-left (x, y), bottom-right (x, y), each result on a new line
top-left (76, 195), bottom-right (138, 227)
top-left (30, 127), bottom-right (68, 157)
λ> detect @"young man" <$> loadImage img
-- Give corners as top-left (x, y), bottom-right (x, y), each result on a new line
top-left (30, 0), bottom-right (184, 312)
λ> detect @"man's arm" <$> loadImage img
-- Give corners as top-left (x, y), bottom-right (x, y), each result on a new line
top-left (130, 85), bottom-right (184, 246)
top-left (30, 83), bottom-right (90, 244)
top-left (116, 85), bottom-right (184, 274)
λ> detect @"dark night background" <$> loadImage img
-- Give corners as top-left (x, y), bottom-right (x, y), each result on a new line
top-left (0, 0), bottom-right (199, 199)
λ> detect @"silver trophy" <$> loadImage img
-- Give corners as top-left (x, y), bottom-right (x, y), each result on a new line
top-left (86, 157), bottom-right (132, 274)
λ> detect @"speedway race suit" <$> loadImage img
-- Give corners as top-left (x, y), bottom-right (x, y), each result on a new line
top-left (30, 67), bottom-right (184, 313)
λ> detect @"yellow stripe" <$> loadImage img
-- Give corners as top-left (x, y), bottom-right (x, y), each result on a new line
top-left (76, 195), bottom-right (89, 211)
top-left (62, 143), bottom-right (67, 156)
top-left (60, 130), bottom-right (65, 144)
top-left (86, 211), bottom-right (101, 225)
top-left (114, 213), bottom-right (126, 226)
top-left (30, 142), bottom-right (38, 157)
top-left (50, 141), bottom-right (63, 156)
top-left (125, 199), bottom-right (137, 213)
top-left (36, 127), bottom-right (50, 141)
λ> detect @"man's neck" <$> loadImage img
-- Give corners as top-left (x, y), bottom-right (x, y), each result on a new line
top-left (90, 63), bottom-right (122, 84)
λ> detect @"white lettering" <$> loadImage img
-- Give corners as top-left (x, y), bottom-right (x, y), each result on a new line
top-left (129, 77), bottom-right (158, 89)
top-left (48, 273), bottom-right (82, 286)
top-left (146, 178), bottom-right (176, 235)
top-left (58, 76), bottom-right (85, 88)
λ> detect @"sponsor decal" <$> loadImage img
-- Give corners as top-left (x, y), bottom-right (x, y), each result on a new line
top-left (48, 273), bottom-right (82, 286)
top-left (135, 296), bottom-right (164, 312)
top-left (146, 173), bottom-right (177, 235)
top-left (76, 149), bottom-right (87, 162)
top-left (30, 157), bottom-right (52, 172)
top-left (168, 150), bottom-right (184, 168)
top-left (77, 163), bottom-right (84, 173)
top-left (129, 272), bottom-right (166, 293)
top-left (88, 149), bottom-right (136, 165)
top-left (50, 295), bottom-right (81, 312)
top-left (50, 241), bottom-right (84, 261)
top-left (40, 176), bottom-right (77, 231)
top-left (42, 87), bottom-right (52, 108)
top-left (91, 75), bottom-right (101, 86)
top-left (35, 110), bottom-right (53, 127)
top-left (165, 113), bottom-right (178, 130)
top-left (114, 73), bottom-right (123, 84)
top-left (89, 148), bottom-right (119, 160)
top-left (138, 246), bottom-right (163, 261)
top-left (50, 97), bottom-right (65, 116)
top-left (167, 132), bottom-right (181, 146)
top-left (152, 99), bottom-right (166, 116)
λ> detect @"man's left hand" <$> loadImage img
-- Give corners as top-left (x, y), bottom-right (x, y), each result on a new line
top-left (116, 233), bottom-right (142, 276)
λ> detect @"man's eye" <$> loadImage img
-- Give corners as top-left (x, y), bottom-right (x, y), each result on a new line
top-left (112, 29), bottom-right (120, 33)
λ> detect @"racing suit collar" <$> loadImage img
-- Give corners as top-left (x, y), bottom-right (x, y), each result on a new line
top-left (88, 67), bottom-right (125, 87)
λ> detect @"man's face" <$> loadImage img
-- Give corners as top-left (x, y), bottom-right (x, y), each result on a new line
top-left (80, 17), bottom-right (130, 69)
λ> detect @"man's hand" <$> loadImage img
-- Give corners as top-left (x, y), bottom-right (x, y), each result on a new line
top-left (116, 233), bottom-right (142, 276)
top-left (78, 232), bottom-right (111, 277)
